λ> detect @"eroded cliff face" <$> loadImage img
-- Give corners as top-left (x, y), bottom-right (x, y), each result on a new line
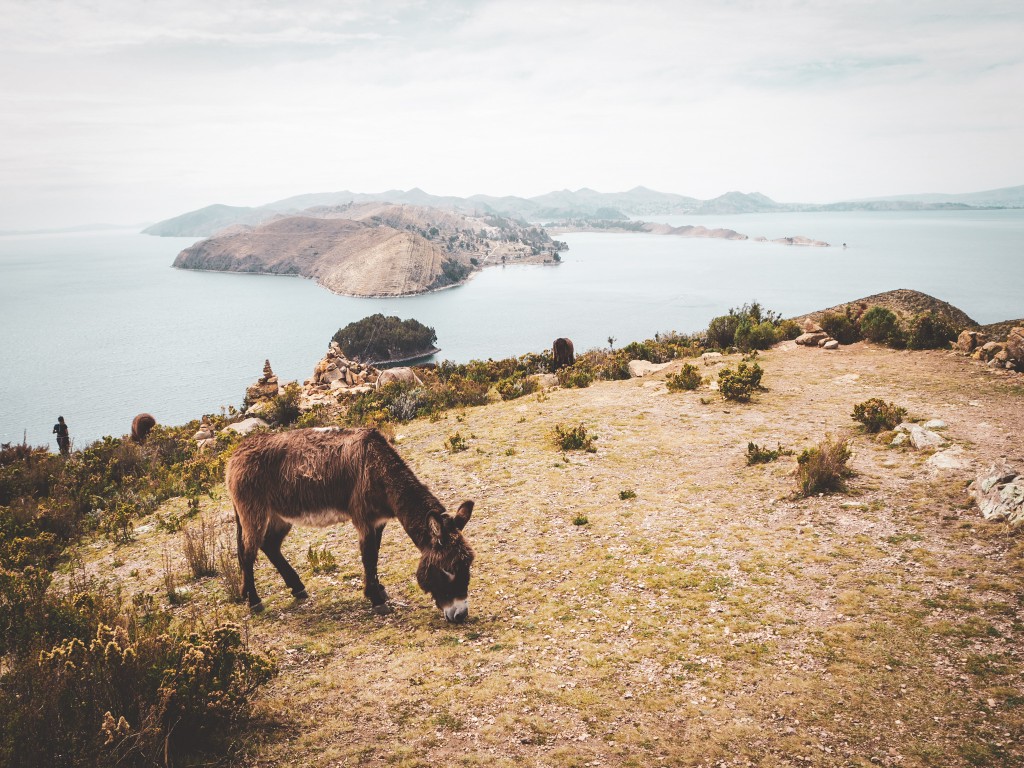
top-left (172, 203), bottom-right (561, 297)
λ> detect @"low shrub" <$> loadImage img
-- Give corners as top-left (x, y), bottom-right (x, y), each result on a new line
top-left (718, 362), bottom-right (763, 402)
top-left (619, 489), bottom-right (637, 500)
top-left (860, 306), bottom-right (903, 346)
top-left (572, 514), bottom-right (589, 526)
top-left (445, 432), bottom-right (468, 453)
top-left (268, 382), bottom-right (302, 426)
top-left (556, 360), bottom-right (595, 389)
top-left (906, 312), bottom-right (959, 350)
top-left (496, 375), bottom-right (539, 401)
top-left (553, 424), bottom-right (597, 453)
top-left (796, 435), bottom-right (853, 496)
top-left (852, 398), bottom-right (907, 432)
top-left (819, 311), bottom-right (861, 345)
top-left (746, 442), bottom-right (792, 465)
top-left (665, 363), bottom-right (702, 392)
top-left (182, 517), bottom-right (217, 579)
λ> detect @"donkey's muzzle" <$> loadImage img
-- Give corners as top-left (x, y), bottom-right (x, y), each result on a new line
top-left (444, 599), bottom-right (468, 624)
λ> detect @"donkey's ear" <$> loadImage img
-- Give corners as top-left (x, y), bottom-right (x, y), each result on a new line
top-left (428, 515), bottom-right (443, 543)
top-left (453, 500), bottom-right (474, 530)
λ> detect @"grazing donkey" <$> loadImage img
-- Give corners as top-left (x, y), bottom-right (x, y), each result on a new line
top-left (225, 427), bottom-right (475, 623)
top-left (130, 413), bottom-right (157, 443)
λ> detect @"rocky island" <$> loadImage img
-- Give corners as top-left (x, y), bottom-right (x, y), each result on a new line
top-left (172, 202), bottom-right (564, 297)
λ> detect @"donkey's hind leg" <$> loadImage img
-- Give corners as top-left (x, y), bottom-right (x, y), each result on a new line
top-left (261, 518), bottom-right (307, 601)
top-left (236, 512), bottom-right (265, 614)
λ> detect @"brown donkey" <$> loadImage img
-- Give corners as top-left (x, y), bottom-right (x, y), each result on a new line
top-left (225, 427), bottom-right (475, 622)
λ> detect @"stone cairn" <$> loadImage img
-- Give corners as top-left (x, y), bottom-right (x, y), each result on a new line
top-left (245, 360), bottom-right (281, 410)
top-left (192, 416), bottom-right (217, 451)
top-left (957, 327), bottom-right (1023, 372)
top-left (302, 342), bottom-right (379, 409)
top-left (794, 319), bottom-right (840, 350)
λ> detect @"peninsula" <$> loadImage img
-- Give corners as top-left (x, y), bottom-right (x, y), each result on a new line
top-left (172, 202), bottom-right (564, 297)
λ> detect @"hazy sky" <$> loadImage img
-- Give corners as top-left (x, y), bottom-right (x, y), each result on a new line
top-left (1, 0), bottom-right (1022, 228)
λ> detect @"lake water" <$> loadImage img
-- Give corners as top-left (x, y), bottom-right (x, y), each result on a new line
top-left (2, 209), bottom-right (1022, 447)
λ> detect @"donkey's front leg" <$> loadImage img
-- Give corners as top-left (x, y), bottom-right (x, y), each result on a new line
top-left (360, 523), bottom-right (391, 614)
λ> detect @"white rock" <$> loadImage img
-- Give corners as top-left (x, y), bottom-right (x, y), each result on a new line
top-left (922, 419), bottom-right (947, 429)
top-left (224, 417), bottom-right (269, 435)
top-left (823, 340), bottom-right (840, 350)
top-left (891, 433), bottom-right (909, 447)
top-left (927, 446), bottom-right (970, 470)
top-left (628, 360), bottom-right (671, 378)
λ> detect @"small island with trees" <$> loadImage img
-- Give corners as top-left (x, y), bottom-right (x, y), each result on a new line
top-left (331, 314), bottom-right (440, 365)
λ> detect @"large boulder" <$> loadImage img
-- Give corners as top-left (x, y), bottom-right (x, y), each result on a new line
top-left (796, 332), bottom-right (828, 346)
top-left (224, 417), bottom-right (269, 436)
top-left (1006, 326), bottom-right (1024, 366)
top-left (956, 330), bottom-right (988, 355)
top-left (377, 367), bottom-right (423, 387)
top-left (895, 422), bottom-right (946, 450)
top-left (974, 341), bottom-right (1004, 362)
top-left (972, 462), bottom-right (1024, 526)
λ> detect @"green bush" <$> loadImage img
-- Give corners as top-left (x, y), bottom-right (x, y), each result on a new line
top-left (734, 319), bottom-right (780, 351)
top-left (819, 312), bottom-right (861, 345)
top-left (796, 436), bottom-right (853, 496)
top-left (445, 432), bottom-right (468, 453)
top-left (556, 360), bottom-right (595, 389)
top-left (332, 314), bottom-right (437, 364)
top-left (619, 489), bottom-right (637, 500)
top-left (718, 362), bottom-right (763, 402)
top-left (553, 424), bottom-right (597, 453)
top-left (665, 364), bottom-right (702, 392)
top-left (707, 313), bottom-right (741, 349)
top-left (268, 382), bottom-right (302, 426)
top-left (906, 312), bottom-right (958, 350)
top-left (859, 306), bottom-right (903, 346)
top-left (852, 398), bottom-right (907, 432)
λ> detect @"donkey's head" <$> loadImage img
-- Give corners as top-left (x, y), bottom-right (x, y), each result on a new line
top-left (417, 501), bottom-right (475, 623)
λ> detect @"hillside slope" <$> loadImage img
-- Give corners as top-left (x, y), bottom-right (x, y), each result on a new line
top-left (796, 288), bottom-right (979, 329)
top-left (71, 342), bottom-right (1024, 766)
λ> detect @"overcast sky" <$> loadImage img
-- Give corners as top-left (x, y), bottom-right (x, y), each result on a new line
top-left (1, 0), bottom-right (1022, 228)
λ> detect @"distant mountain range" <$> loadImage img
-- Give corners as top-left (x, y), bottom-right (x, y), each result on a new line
top-left (143, 184), bottom-right (1024, 237)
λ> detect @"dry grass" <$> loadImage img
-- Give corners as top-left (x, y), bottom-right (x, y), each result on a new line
top-left (65, 342), bottom-right (1024, 767)
top-left (182, 515), bottom-right (218, 578)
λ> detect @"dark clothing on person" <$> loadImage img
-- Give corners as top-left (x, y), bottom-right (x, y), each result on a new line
top-left (53, 420), bottom-right (70, 456)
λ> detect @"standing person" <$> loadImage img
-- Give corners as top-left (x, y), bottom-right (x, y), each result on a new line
top-left (53, 416), bottom-right (70, 456)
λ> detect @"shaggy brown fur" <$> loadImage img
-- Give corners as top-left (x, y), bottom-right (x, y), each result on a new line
top-left (130, 413), bottom-right (156, 443)
top-left (552, 337), bottom-right (575, 371)
top-left (225, 427), bottom-right (475, 621)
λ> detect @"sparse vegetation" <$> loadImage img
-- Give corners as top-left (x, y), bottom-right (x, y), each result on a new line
top-left (853, 398), bottom-right (908, 432)
top-left (496, 374), bottom-right (539, 401)
top-left (860, 306), bottom-right (903, 346)
top-left (706, 302), bottom-right (794, 351)
top-left (445, 431), bottom-right (468, 453)
top-left (619, 489), bottom-right (637, 500)
top-left (746, 441), bottom-right (792, 465)
top-left (553, 423), bottom-right (597, 452)
top-left (796, 435), bottom-right (853, 496)
top-left (181, 516), bottom-right (217, 578)
top-left (268, 381), bottom-right (303, 426)
top-left (307, 543), bottom-right (338, 574)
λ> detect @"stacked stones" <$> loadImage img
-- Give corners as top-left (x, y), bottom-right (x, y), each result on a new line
top-left (794, 319), bottom-right (840, 351)
top-left (957, 327), bottom-right (1023, 371)
top-left (302, 342), bottom-right (379, 408)
top-left (192, 417), bottom-right (217, 451)
top-left (245, 360), bottom-right (281, 411)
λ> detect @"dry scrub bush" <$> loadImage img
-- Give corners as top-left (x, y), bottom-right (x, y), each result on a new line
top-left (796, 435), bottom-right (853, 496)
top-left (746, 442), bottom-right (792, 465)
top-left (665, 363), bottom-right (702, 392)
top-left (182, 517), bottom-right (217, 579)
top-left (718, 362), bottom-right (763, 402)
top-left (218, 533), bottom-right (245, 603)
top-left (852, 398), bottom-right (908, 432)
top-left (307, 543), bottom-right (339, 574)
top-left (553, 424), bottom-right (597, 453)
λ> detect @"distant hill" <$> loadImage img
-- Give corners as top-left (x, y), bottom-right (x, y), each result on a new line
top-left (171, 203), bottom-right (562, 297)
top-left (144, 183), bottom-right (1024, 236)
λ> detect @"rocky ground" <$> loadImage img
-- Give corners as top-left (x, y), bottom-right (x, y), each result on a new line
top-left (70, 341), bottom-right (1023, 767)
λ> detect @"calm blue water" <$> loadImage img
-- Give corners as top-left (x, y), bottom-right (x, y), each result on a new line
top-left (1, 209), bottom-right (1021, 447)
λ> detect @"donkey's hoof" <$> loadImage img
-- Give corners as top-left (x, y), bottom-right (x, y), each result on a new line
top-left (371, 603), bottom-right (394, 616)
top-left (292, 588), bottom-right (309, 601)
top-left (250, 601), bottom-right (265, 614)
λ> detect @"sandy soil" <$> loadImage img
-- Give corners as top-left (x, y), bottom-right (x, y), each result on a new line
top-left (74, 341), bottom-right (1024, 767)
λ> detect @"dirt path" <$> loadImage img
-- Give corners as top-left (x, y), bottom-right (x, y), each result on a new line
top-left (79, 342), bottom-right (1024, 767)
